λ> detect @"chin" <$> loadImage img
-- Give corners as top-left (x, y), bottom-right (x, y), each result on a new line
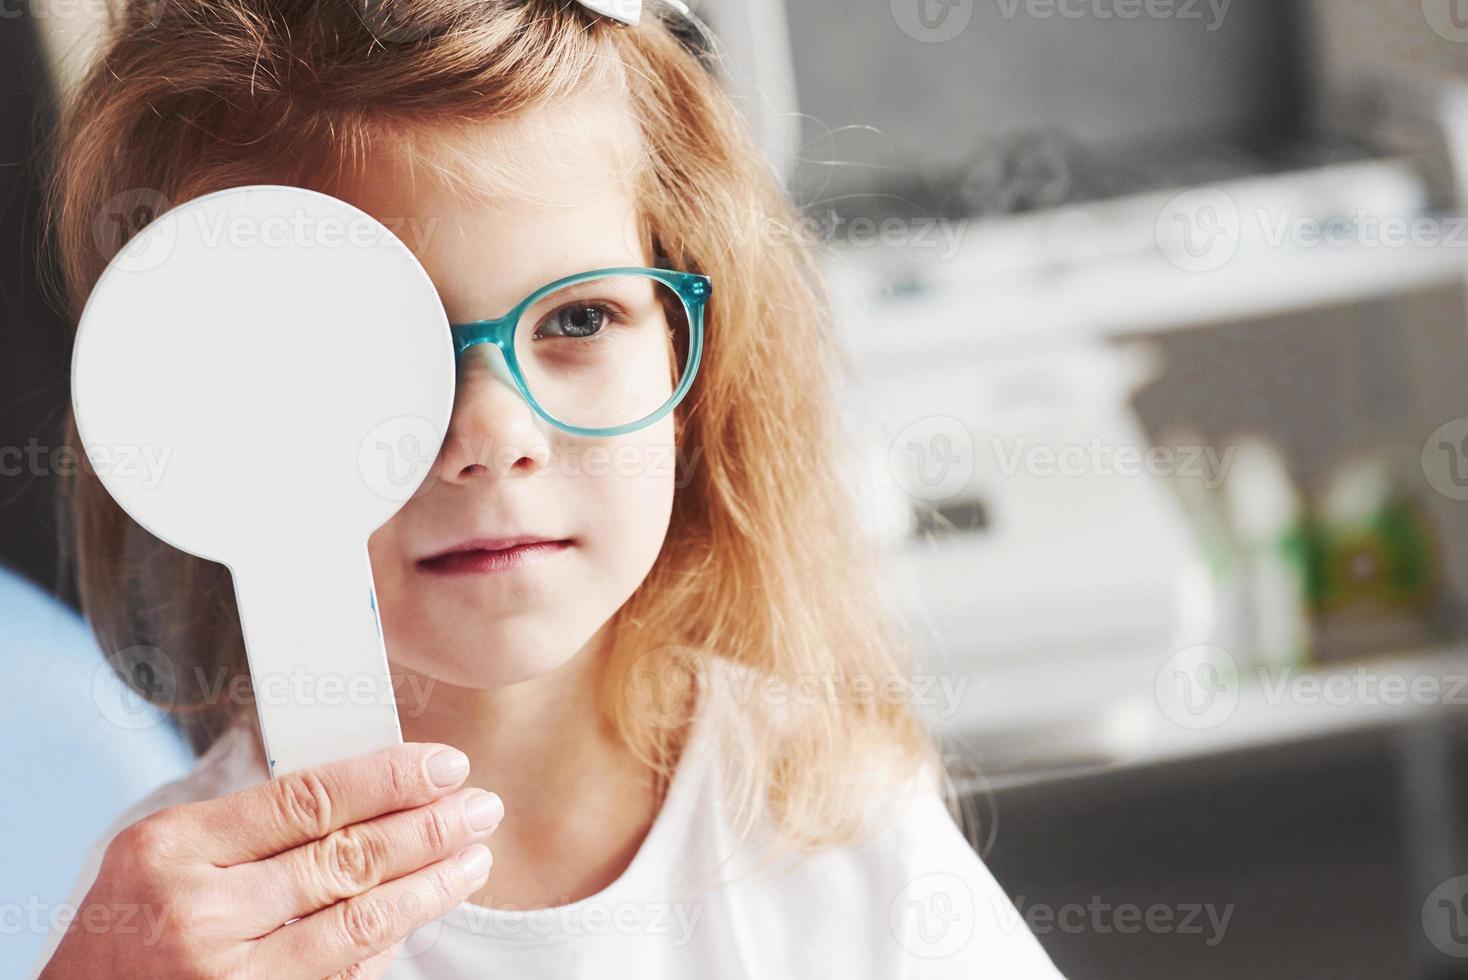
top-left (383, 615), bottom-right (600, 691)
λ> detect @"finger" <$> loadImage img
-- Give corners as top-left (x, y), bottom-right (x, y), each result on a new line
top-left (183, 743), bottom-right (471, 865)
top-left (325, 940), bottom-right (403, 980)
top-left (231, 787), bottom-right (503, 931)
top-left (260, 843), bottom-right (492, 977)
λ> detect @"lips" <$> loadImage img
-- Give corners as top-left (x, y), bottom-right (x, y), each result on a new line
top-left (417, 535), bottom-right (574, 575)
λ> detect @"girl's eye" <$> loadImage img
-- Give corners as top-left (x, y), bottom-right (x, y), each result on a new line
top-left (533, 303), bottom-right (613, 340)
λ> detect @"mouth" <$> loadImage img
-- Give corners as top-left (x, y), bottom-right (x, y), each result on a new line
top-left (417, 535), bottom-right (575, 576)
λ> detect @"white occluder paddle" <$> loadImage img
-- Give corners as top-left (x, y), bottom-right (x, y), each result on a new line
top-left (72, 184), bottom-right (455, 776)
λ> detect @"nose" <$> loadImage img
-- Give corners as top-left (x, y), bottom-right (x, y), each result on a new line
top-left (434, 343), bottom-right (552, 483)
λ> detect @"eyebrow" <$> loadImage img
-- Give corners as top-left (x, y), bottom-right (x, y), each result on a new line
top-left (450, 263), bottom-right (654, 324)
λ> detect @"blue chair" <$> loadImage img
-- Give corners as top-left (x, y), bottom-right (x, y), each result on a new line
top-left (0, 565), bottom-right (194, 977)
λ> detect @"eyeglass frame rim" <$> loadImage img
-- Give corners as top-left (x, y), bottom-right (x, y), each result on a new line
top-left (448, 265), bottom-right (710, 439)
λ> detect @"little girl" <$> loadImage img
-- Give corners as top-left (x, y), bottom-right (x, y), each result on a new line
top-left (36, 0), bottom-right (1062, 976)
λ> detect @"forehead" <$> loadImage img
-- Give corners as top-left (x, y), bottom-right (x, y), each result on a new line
top-left (333, 98), bottom-right (650, 320)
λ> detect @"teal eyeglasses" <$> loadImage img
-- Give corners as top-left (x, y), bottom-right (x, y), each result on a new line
top-left (449, 267), bottom-right (710, 438)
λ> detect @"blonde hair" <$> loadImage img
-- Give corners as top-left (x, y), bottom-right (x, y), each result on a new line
top-left (46, 0), bottom-right (941, 852)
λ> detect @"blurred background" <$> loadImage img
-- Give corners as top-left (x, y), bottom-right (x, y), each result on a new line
top-left (5, 0), bottom-right (1468, 977)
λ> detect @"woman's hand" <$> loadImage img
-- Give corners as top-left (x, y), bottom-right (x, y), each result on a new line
top-left (40, 743), bottom-right (502, 980)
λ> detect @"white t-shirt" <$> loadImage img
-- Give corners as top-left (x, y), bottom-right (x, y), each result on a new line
top-left (32, 662), bottom-right (1063, 979)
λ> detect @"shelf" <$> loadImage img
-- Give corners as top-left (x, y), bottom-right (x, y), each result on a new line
top-left (825, 158), bottom-right (1466, 360)
top-left (941, 646), bottom-right (1468, 792)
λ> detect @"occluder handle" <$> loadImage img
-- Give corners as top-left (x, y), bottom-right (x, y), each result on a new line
top-left (231, 543), bottom-right (403, 777)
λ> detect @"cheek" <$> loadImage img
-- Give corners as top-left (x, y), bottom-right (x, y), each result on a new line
top-left (579, 423), bottom-right (678, 563)
top-left (360, 418), bottom-right (681, 685)
top-left (365, 516), bottom-right (411, 612)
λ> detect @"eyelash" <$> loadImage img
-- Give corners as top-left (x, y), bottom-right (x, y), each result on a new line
top-left (533, 300), bottom-right (631, 343)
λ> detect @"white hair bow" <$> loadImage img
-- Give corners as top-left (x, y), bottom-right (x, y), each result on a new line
top-left (571, 0), bottom-right (694, 28)
top-left (574, 0), bottom-right (641, 25)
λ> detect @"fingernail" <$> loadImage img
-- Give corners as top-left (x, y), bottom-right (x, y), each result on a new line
top-left (427, 749), bottom-right (470, 787)
top-left (466, 792), bottom-right (504, 832)
top-left (457, 843), bottom-right (492, 879)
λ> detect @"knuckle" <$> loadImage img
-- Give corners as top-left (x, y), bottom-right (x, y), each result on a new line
top-left (163, 894), bottom-right (207, 936)
top-left (421, 804), bottom-right (454, 854)
top-left (271, 770), bottom-right (333, 838)
top-left (320, 828), bottom-right (384, 893)
top-left (155, 881), bottom-right (224, 942)
top-left (112, 814), bottom-right (174, 869)
top-left (337, 895), bottom-right (393, 954)
top-left (429, 858), bottom-right (466, 905)
top-left (384, 752), bottom-right (412, 801)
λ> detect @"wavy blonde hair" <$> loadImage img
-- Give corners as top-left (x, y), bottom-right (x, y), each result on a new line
top-left (46, 0), bottom-right (941, 851)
